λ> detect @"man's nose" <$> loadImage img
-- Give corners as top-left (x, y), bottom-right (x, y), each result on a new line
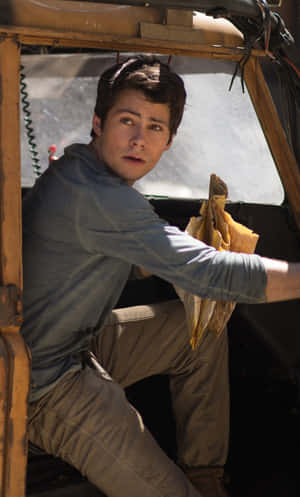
top-left (130, 126), bottom-right (145, 147)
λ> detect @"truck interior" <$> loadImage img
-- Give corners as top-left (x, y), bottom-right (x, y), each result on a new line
top-left (1, 1), bottom-right (300, 496)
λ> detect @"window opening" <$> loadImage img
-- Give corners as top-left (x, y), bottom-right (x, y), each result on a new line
top-left (20, 52), bottom-right (284, 205)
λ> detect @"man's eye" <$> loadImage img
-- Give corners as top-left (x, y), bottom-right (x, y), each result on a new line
top-left (151, 124), bottom-right (163, 132)
top-left (120, 117), bottom-right (133, 125)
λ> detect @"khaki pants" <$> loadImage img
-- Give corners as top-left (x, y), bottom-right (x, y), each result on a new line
top-left (28, 300), bottom-right (229, 497)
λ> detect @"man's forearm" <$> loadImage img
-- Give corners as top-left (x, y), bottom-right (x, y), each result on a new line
top-left (262, 257), bottom-right (300, 302)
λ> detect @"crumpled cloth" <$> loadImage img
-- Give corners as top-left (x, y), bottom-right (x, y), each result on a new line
top-left (176, 174), bottom-right (259, 349)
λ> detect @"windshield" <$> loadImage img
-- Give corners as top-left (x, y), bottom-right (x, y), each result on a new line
top-left (20, 52), bottom-right (284, 204)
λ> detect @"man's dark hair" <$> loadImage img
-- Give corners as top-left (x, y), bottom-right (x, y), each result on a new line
top-left (92, 55), bottom-right (186, 142)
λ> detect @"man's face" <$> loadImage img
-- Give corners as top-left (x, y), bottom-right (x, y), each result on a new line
top-left (91, 88), bottom-right (173, 185)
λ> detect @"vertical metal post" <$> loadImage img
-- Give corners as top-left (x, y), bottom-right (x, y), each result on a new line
top-left (245, 56), bottom-right (300, 230)
top-left (0, 35), bottom-right (30, 497)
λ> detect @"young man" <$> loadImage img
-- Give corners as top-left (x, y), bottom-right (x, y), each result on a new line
top-left (21, 55), bottom-right (300, 497)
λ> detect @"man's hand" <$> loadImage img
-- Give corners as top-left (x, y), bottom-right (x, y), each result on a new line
top-left (263, 257), bottom-right (300, 302)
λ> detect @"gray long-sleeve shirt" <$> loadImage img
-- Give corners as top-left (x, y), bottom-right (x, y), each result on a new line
top-left (22, 143), bottom-right (267, 401)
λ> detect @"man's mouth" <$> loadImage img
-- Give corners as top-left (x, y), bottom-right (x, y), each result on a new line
top-left (123, 155), bottom-right (145, 164)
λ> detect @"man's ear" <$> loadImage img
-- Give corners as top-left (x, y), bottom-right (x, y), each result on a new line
top-left (92, 114), bottom-right (102, 137)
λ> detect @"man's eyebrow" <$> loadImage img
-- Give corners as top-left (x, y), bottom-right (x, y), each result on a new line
top-left (116, 108), bottom-right (169, 126)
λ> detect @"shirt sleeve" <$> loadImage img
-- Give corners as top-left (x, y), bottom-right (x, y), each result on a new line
top-left (79, 181), bottom-right (267, 304)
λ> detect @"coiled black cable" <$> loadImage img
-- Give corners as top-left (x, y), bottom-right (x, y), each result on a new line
top-left (20, 65), bottom-right (41, 177)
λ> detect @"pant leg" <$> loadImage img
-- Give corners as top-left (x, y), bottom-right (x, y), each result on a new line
top-left (92, 300), bottom-right (230, 468)
top-left (28, 366), bottom-right (199, 497)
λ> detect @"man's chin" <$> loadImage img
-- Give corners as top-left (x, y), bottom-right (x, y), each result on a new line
top-left (127, 179), bottom-right (136, 186)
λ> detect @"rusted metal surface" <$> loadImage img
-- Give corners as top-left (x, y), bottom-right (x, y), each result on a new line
top-left (0, 286), bottom-right (22, 327)
top-left (0, 334), bottom-right (9, 496)
top-left (0, 0), bottom-right (164, 37)
top-left (0, 23), bottom-right (262, 62)
top-left (141, 11), bottom-right (245, 48)
top-left (0, 0), bottom-right (252, 57)
top-left (244, 56), bottom-right (300, 232)
top-left (0, 36), bottom-right (30, 497)
top-left (0, 329), bottom-right (31, 497)
top-left (0, 36), bottom-right (22, 288)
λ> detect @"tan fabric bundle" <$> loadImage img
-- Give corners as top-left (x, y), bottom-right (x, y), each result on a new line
top-left (176, 174), bottom-right (259, 349)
